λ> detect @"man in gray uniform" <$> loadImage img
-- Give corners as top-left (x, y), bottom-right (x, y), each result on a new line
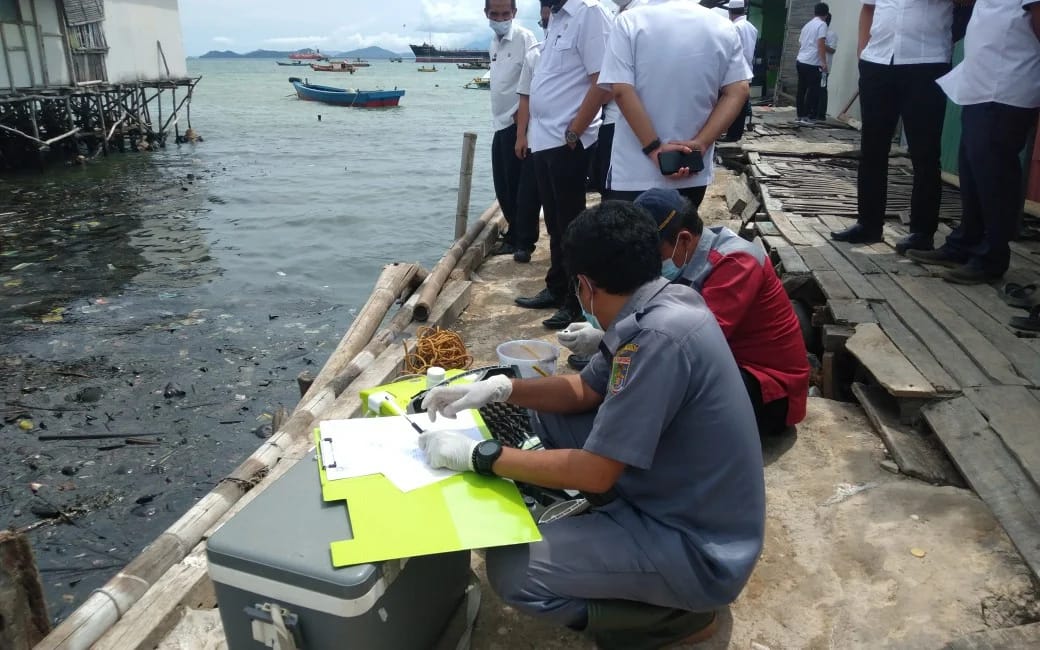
top-left (418, 201), bottom-right (765, 648)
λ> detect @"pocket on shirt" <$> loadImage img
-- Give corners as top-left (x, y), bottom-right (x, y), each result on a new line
top-left (544, 36), bottom-right (580, 73)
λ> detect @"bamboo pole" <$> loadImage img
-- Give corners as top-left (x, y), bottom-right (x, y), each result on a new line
top-left (450, 212), bottom-right (507, 281)
top-left (298, 262), bottom-right (423, 406)
top-left (415, 202), bottom-right (500, 322)
top-left (455, 132), bottom-right (478, 239)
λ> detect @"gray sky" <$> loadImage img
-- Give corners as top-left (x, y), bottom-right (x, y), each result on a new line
top-left (179, 0), bottom-right (546, 55)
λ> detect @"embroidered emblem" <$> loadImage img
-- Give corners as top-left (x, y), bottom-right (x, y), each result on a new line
top-left (609, 344), bottom-right (638, 394)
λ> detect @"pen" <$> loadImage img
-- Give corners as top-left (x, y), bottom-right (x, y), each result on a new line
top-left (379, 394), bottom-right (425, 435)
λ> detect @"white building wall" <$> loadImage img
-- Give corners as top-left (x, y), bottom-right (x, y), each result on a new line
top-left (103, 0), bottom-right (187, 82)
top-left (826, 5), bottom-right (861, 120)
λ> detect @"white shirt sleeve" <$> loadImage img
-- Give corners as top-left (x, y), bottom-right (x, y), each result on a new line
top-left (578, 5), bottom-right (613, 76)
top-left (721, 23), bottom-right (752, 86)
top-left (597, 15), bottom-right (635, 89)
top-left (815, 21), bottom-right (828, 42)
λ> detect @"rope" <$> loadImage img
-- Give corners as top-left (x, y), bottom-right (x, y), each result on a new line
top-left (402, 327), bottom-right (473, 374)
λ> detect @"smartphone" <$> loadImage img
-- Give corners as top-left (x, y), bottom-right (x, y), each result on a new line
top-left (658, 150), bottom-right (705, 175)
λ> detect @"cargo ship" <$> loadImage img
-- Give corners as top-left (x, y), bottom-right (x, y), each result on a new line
top-left (409, 42), bottom-right (489, 64)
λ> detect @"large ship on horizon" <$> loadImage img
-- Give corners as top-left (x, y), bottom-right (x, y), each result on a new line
top-left (409, 42), bottom-right (489, 64)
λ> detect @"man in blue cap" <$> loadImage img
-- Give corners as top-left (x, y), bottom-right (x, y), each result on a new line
top-left (418, 200), bottom-right (765, 648)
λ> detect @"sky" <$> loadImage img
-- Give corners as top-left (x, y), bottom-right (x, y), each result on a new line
top-left (178, 0), bottom-right (548, 55)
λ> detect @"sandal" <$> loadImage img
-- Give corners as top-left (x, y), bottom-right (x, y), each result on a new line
top-left (1010, 304), bottom-right (1040, 332)
top-left (1002, 282), bottom-right (1039, 309)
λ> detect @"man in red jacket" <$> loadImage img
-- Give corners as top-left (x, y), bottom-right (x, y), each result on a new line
top-left (560, 190), bottom-right (809, 436)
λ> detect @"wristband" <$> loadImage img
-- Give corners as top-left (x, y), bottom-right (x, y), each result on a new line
top-left (642, 138), bottom-right (661, 156)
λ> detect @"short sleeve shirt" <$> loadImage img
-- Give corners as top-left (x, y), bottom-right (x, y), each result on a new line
top-left (597, 0), bottom-right (750, 192)
top-left (517, 41), bottom-right (543, 96)
top-left (796, 17), bottom-right (828, 66)
top-left (860, 0), bottom-right (954, 65)
top-left (579, 278), bottom-right (765, 610)
top-left (490, 24), bottom-right (537, 131)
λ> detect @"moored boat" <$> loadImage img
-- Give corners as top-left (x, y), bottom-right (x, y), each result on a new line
top-left (288, 77), bottom-right (405, 107)
top-left (464, 71), bottom-right (491, 89)
top-left (276, 60), bottom-right (308, 66)
top-left (310, 61), bottom-right (356, 73)
top-left (458, 61), bottom-right (490, 70)
top-left (418, 65), bottom-right (438, 72)
top-left (346, 57), bottom-right (371, 67)
top-left (409, 42), bottom-right (489, 64)
top-left (289, 50), bottom-right (327, 61)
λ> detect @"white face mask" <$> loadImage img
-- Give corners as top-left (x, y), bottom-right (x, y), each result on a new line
top-left (489, 19), bottom-right (512, 37)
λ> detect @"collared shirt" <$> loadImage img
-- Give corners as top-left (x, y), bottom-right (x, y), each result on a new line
top-left (796, 16), bottom-right (828, 66)
top-left (580, 278), bottom-right (765, 611)
top-left (528, 0), bottom-right (613, 152)
top-left (490, 23), bottom-right (537, 132)
top-left (859, 0), bottom-right (953, 66)
top-left (825, 28), bottom-right (838, 70)
top-left (517, 41), bottom-right (543, 96)
top-left (598, 0), bottom-right (750, 191)
top-left (673, 227), bottom-right (809, 426)
top-left (733, 15), bottom-right (759, 71)
top-left (937, 0), bottom-right (1040, 109)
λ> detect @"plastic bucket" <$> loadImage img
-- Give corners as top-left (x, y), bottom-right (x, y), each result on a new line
top-left (496, 340), bottom-right (559, 379)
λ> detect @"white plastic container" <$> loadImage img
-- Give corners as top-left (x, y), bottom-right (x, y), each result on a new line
top-left (496, 340), bottom-right (559, 379)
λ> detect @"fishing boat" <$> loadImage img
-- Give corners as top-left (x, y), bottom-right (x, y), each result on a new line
top-left (410, 42), bottom-right (489, 64)
top-left (289, 50), bottom-right (326, 61)
top-left (310, 61), bottom-right (356, 73)
top-left (390, 56), bottom-right (403, 63)
top-left (458, 61), bottom-right (489, 70)
top-left (276, 60), bottom-right (308, 67)
top-left (346, 57), bottom-right (372, 67)
top-left (418, 65), bottom-right (438, 73)
top-left (288, 77), bottom-right (405, 107)
top-left (464, 71), bottom-right (491, 90)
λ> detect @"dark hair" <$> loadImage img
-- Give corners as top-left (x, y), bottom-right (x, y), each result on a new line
top-left (485, 0), bottom-right (518, 10)
top-left (658, 198), bottom-right (704, 244)
top-left (563, 201), bottom-right (662, 295)
top-left (814, 3), bottom-right (829, 17)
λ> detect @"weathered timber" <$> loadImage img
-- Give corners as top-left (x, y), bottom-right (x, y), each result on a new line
top-left (450, 213), bottom-right (507, 281)
top-left (827, 299), bottom-right (876, 326)
top-left (869, 303), bottom-right (958, 393)
top-left (845, 323), bottom-right (936, 399)
top-left (725, 176), bottom-right (755, 215)
top-left (0, 531), bottom-right (50, 649)
top-left (964, 387), bottom-right (1040, 491)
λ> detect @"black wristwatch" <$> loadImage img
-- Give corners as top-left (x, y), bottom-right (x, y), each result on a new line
top-left (472, 439), bottom-right (503, 476)
top-left (565, 129), bottom-right (580, 145)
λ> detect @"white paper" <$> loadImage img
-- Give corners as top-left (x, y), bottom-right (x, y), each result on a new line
top-left (318, 411), bottom-right (485, 492)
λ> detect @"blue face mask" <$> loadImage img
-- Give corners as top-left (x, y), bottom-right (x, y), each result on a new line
top-left (576, 277), bottom-right (603, 331)
top-left (661, 259), bottom-right (682, 281)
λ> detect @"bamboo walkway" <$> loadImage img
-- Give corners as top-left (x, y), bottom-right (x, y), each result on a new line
top-left (731, 110), bottom-right (1040, 582)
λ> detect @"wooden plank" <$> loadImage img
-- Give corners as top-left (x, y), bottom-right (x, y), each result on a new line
top-left (763, 236), bottom-right (810, 275)
top-left (867, 275), bottom-right (986, 388)
top-left (807, 231), bottom-right (885, 300)
top-left (942, 622), bottom-right (1040, 650)
top-left (851, 383), bottom-right (963, 486)
top-left (740, 196), bottom-right (762, 223)
top-left (794, 245), bottom-right (833, 273)
top-left (952, 275), bottom-right (1040, 339)
top-left (965, 386), bottom-right (1040, 491)
top-left (785, 216), bottom-right (829, 245)
top-left (767, 211), bottom-right (812, 246)
top-left (922, 397), bottom-right (1040, 580)
top-left (845, 323), bottom-right (936, 399)
top-left (822, 324), bottom-right (854, 352)
top-left (759, 185), bottom-right (783, 214)
top-left (828, 299), bottom-right (876, 325)
top-left (894, 276), bottom-right (1029, 386)
top-left (870, 303), bottom-right (959, 393)
top-left (755, 221), bottom-right (780, 237)
top-left (815, 270), bottom-right (856, 301)
top-left (726, 176), bottom-right (754, 215)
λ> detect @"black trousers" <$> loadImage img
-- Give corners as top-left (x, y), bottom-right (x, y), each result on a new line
top-left (533, 143), bottom-right (592, 311)
top-left (795, 62), bottom-right (821, 119)
top-left (856, 60), bottom-right (950, 236)
top-left (607, 185), bottom-right (707, 208)
top-left (721, 99), bottom-right (752, 142)
top-left (740, 368), bottom-right (790, 438)
top-left (590, 122), bottom-right (615, 196)
top-left (944, 103), bottom-right (1039, 275)
top-left (513, 153), bottom-right (541, 252)
top-left (492, 124), bottom-right (523, 245)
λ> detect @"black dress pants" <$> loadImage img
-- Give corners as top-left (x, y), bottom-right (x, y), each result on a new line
top-left (944, 103), bottom-right (1039, 276)
top-left (606, 185), bottom-right (707, 208)
top-left (721, 99), bottom-right (752, 142)
top-left (591, 122), bottom-right (615, 196)
top-left (740, 368), bottom-right (790, 438)
top-left (533, 143), bottom-right (592, 311)
top-left (795, 62), bottom-right (821, 119)
top-left (856, 60), bottom-right (950, 237)
top-left (513, 153), bottom-right (541, 253)
top-left (492, 124), bottom-right (523, 245)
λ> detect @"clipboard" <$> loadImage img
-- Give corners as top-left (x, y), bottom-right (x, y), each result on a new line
top-left (314, 414), bottom-right (542, 567)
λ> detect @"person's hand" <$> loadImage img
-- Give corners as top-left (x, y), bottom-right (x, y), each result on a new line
top-left (417, 430), bottom-right (479, 472)
top-left (654, 140), bottom-right (708, 178)
top-left (820, 63), bottom-right (828, 74)
top-left (515, 134), bottom-right (528, 160)
top-left (557, 322), bottom-right (604, 356)
top-left (421, 374), bottom-right (513, 421)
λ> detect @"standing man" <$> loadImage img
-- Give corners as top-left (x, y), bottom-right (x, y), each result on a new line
top-left (721, 0), bottom-right (758, 141)
top-left (419, 202), bottom-right (765, 647)
top-left (817, 13), bottom-right (838, 119)
top-left (908, 0), bottom-right (1040, 284)
top-left (487, 0), bottom-right (537, 258)
top-left (830, 0), bottom-right (953, 250)
top-left (514, 0), bottom-right (613, 330)
top-left (795, 3), bottom-right (830, 124)
top-left (597, 0), bottom-right (750, 206)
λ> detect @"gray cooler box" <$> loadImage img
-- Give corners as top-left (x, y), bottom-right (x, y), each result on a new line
top-left (207, 458), bottom-right (471, 649)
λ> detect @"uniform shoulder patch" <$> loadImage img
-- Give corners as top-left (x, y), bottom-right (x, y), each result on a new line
top-left (608, 343), bottom-right (639, 394)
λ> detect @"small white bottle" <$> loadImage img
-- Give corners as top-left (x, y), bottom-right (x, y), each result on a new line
top-left (426, 366), bottom-right (446, 389)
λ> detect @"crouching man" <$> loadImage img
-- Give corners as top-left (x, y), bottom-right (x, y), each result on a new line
top-left (418, 201), bottom-right (765, 648)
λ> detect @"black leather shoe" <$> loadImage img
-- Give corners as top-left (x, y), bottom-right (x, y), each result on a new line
top-left (831, 224), bottom-right (883, 244)
top-left (567, 354), bottom-right (590, 371)
top-left (513, 249), bottom-right (532, 263)
top-left (942, 263), bottom-right (1003, 286)
top-left (894, 233), bottom-right (934, 255)
top-left (515, 288), bottom-right (558, 309)
top-left (543, 307), bottom-right (578, 330)
top-left (492, 242), bottom-right (517, 256)
top-left (905, 248), bottom-right (967, 269)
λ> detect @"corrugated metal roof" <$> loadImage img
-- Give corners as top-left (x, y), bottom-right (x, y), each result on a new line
top-left (64, 0), bottom-right (105, 26)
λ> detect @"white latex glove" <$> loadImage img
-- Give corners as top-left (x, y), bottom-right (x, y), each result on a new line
top-left (417, 430), bottom-right (478, 472)
top-left (421, 374), bottom-right (513, 421)
top-left (557, 322), bottom-right (604, 356)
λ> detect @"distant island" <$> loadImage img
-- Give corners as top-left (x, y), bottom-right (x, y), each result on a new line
top-left (197, 46), bottom-right (408, 60)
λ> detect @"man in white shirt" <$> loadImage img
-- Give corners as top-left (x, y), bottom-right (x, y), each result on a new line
top-left (795, 3), bottom-right (830, 123)
top-left (487, 0), bottom-right (537, 258)
top-left (721, 0), bottom-right (758, 141)
top-left (831, 0), bottom-right (953, 252)
top-left (597, 0), bottom-right (750, 207)
top-left (817, 13), bottom-right (838, 119)
top-left (513, 0), bottom-right (613, 331)
top-left (908, 0), bottom-right (1040, 284)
